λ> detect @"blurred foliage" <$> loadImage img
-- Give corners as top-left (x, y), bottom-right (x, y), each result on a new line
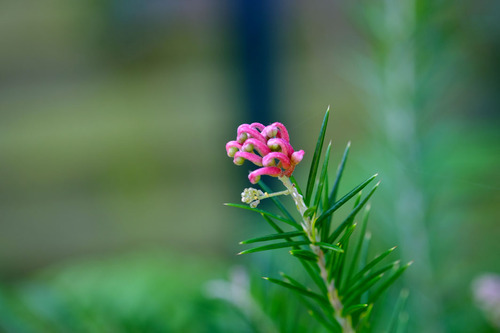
top-left (0, 0), bottom-right (498, 332)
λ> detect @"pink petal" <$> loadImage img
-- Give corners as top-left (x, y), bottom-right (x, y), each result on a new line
top-left (248, 167), bottom-right (282, 184)
top-left (262, 124), bottom-right (278, 139)
top-left (267, 138), bottom-right (294, 156)
top-left (291, 150), bottom-right (305, 165)
top-left (234, 151), bottom-right (263, 166)
top-left (226, 140), bottom-right (242, 157)
top-left (237, 124), bottom-right (266, 143)
top-left (271, 122), bottom-right (290, 142)
top-left (262, 152), bottom-right (291, 169)
top-left (250, 122), bottom-right (265, 131)
top-left (242, 138), bottom-right (271, 156)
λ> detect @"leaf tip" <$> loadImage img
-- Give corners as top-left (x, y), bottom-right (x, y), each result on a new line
top-left (262, 277), bottom-right (269, 280)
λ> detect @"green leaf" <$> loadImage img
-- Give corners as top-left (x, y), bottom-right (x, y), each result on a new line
top-left (387, 289), bottom-right (410, 333)
top-left (349, 246), bottom-right (397, 285)
top-left (290, 249), bottom-right (318, 262)
top-left (260, 214), bottom-right (286, 235)
top-left (334, 223), bottom-right (357, 288)
top-left (322, 142), bottom-right (350, 240)
top-left (342, 303), bottom-right (368, 316)
top-left (343, 260), bottom-right (400, 296)
top-left (368, 261), bottom-right (413, 304)
top-left (316, 174), bottom-right (378, 227)
top-left (238, 241), bottom-right (310, 255)
top-left (308, 307), bottom-right (342, 333)
top-left (342, 273), bottom-right (384, 307)
top-left (224, 203), bottom-right (300, 229)
top-left (305, 107), bottom-right (330, 206)
top-left (345, 205), bottom-right (371, 288)
top-left (280, 272), bottom-right (307, 289)
top-left (264, 277), bottom-right (329, 305)
top-left (356, 304), bottom-right (373, 332)
top-left (327, 182), bottom-right (379, 243)
top-left (303, 206), bottom-right (317, 219)
top-left (299, 260), bottom-right (328, 295)
top-left (315, 242), bottom-right (344, 253)
top-left (240, 231), bottom-right (305, 244)
top-left (313, 141), bottom-right (332, 211)
top-left (328, 141), bottom-right (351, 205)
top-left (258, 180), bottom-right (297, 223)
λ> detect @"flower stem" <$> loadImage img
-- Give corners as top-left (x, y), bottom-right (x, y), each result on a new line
top-left (279, 176), bottom-right (354, 332)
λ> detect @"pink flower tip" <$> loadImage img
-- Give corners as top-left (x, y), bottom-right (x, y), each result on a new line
top-left (248, 167), bottom-right (282, 184)
top-left (291, 150), bottom-right (305, 164)
top-left (227, 121), bottom-right (303, 183)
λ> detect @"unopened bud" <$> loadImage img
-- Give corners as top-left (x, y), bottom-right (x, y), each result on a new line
top-left (237, 133), bottom-right (248, 144)
top-left (243, 143), bottom-right (254, 152)
top-left (227, 147), bottom-right (239, 157)
top-left (234, 156), bottom-right (245, 165)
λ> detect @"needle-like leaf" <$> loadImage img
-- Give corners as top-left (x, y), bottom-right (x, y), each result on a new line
top-left (240, 231), bottom-right (306, 244)
top-left (327, 182), bottom-right (379, 243)
top-left (305, 107), bottom-right (330, 206)
top-left (345, 205), bottom-right (371, 288)
top-left (315, 242), bottom-right (344, 253)
top-left (238, 241), bottom-right (310, 255)
top-left (313, 141), bottom-right (332, 211)
top-left (264, 277), bottom-right (329, 305)
top-left (316, 174), bottom-right (378, 227)
top-left (225, 203), bottom-right (300, 229)
top-left (368, 261), bottom-right (413, 304)
top-left (349, 246), bottom-right (397, 285)
top-left (329, 141), bottom-right (351, 205)
top-left (342, 303), bottom-right (368, 316)
top-left (290, 249), bottom-right (319, 262)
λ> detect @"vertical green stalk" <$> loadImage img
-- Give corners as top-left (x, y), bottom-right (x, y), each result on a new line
top-left (279, 176), bottom-right (354, 333)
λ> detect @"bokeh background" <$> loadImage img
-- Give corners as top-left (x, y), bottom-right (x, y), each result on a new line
top-left (0, 1), bottom-right (499, 332)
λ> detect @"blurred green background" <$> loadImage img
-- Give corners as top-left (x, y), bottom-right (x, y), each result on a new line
top-left (0, 1), bottom-right (499, 332)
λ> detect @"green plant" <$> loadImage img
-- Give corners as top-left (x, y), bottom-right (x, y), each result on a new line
top-left (225, 108), bottom-right (411, 332)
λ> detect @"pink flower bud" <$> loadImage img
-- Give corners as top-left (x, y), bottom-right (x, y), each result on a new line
top-left (248, 167), bottom-right (282, 184)
top-left (270, 122), bottom-right (290, 142)
top-left (249, 122), bottom-right (265, 131)
top-left (227, 121), bottom-right (304, 183)
top-left (234, 151), bottom-right (263, 166)
top-left (237, 124), bottom-right (266, 144)
top-left (291, 150), bottom-right (305, 164)
top-left (267, 138), bottom-right (294, 156)
top-left (263, 152), bottom-right (291, 169)
top-left (226, 141), bottom-right (242, 157)
top-left (242, 138), bottom-right (271, 156)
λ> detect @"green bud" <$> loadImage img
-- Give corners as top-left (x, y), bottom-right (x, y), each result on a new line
top-left (237, 133), bottom-right (248, 144)
top-left (243, 143), bottom-right (254, 152)
top-left (228, 147), bottom-right (239, 157)
top-left (234, 156), bottom-right (245, 165)
top-left (269, 143), bottom-right (280, 151)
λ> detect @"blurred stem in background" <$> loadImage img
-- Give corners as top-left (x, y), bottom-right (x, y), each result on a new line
top-left (349, 0), bottom-right (457, 331)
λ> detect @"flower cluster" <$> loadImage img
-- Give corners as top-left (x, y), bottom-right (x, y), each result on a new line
top-left (226, 122), bottom-right (305, 184)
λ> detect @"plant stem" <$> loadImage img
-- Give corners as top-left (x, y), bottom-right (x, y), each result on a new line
top-left (279, 176), bottom-right (354, 332)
